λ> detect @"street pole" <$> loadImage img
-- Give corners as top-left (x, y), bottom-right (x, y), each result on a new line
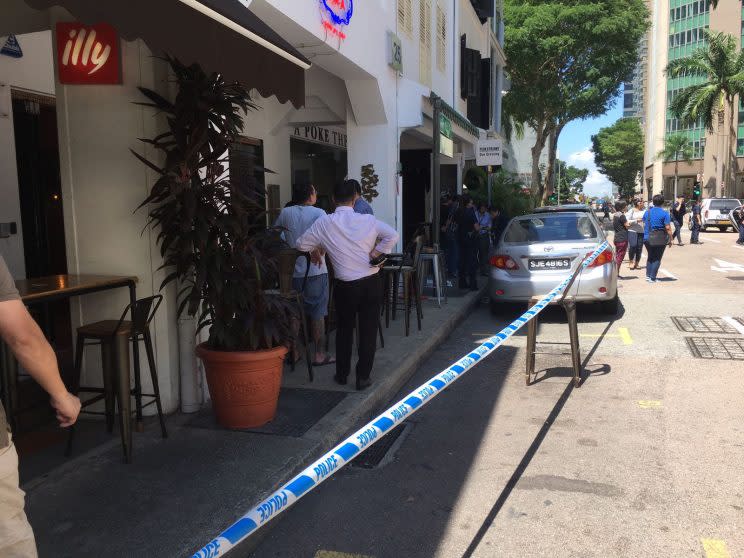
top-left (432, 93), bottom-right (442, 247)
top-left (557, 160), bottom-right (562, 205)
top-left (674, 151), bottom-right (678, 201)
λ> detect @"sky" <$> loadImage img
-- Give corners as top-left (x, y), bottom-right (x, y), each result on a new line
top-left (558, 94), bottom-right (624, 199)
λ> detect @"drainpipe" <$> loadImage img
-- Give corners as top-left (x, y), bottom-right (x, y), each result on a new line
top-left (178, 315), bottom-right (203, 413)
top-left (432, 93), bottom-right (442, 246)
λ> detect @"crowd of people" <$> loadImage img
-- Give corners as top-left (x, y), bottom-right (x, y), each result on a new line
top-left (440, 193), bottom-right (508, 291)
top-left (609, 193), bottom-right (742, 283)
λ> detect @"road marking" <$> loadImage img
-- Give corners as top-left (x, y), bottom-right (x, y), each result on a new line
top-left (701, 539), bottom-right (731, 558)
top-left (637, 400), bottom-right (662, 409)
top-left (722, 316), bottom-right (744, 336)
top-left (580, 328), bottom-right (632, 345)
top-left (315, 552), bottom-right (374, 558)
top-left (618, 327), bottom-right (633, 345)
top-left (699, 236), bottom-right (722, 243)
top-left (659, 268), bottom-right (677, 280)
top-left (711, 258), bottom-right (744, 273)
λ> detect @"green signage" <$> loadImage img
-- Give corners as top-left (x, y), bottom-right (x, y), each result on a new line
top-left (439, 114), bottom-right (453, 139)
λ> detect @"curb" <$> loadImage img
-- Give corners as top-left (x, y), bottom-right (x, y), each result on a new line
top-left (224, 287), bottom-right (486, 557)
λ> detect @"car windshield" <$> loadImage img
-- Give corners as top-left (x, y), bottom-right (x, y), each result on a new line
top-left (710, 200), bottom-right (742, 211)
top-left (504, 214), bottom-right (599, 244)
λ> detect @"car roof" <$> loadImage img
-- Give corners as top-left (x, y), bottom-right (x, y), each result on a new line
top-left (532, 204), bottom-right (593, 213)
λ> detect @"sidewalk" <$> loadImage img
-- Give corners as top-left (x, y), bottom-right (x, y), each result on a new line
top-left (20, 285), bottom-right (485, 558)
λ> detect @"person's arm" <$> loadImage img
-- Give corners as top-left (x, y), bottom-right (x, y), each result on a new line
top-left (0, 300), bottom-right (80, 427)
top-left (296, 221), bottom-right (323, 253)
top-left (621, 215), bottom-right (630, 230)
top-left (370, 220), bottom-right (400, 258)
top-left (664, 213), bottom-right (673, 245)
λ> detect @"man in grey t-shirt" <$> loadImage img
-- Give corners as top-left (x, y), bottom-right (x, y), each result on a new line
top-left (0, 254), bottom-right (81, 557)
top-left (275, 184), bottom-right (335, 367)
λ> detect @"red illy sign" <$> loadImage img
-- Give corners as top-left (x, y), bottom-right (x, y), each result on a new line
top-left (56, 22), bottom-right (121, 84)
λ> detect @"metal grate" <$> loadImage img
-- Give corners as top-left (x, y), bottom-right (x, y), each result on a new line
top-left (671, 317), bottom-right (739, 334)
top-left (350, 424), bottom-right (410, 469)
top-left (685, 337), bottom-right (744, 360)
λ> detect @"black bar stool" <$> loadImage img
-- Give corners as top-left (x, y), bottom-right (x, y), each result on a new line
top-left (66, 295), bottom-right (167, 457)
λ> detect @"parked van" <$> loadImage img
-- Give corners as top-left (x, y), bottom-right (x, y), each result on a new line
top-left (689, 198), bottom-right (744, 232)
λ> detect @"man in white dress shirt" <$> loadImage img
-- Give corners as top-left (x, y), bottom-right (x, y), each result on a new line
top-left (297, 179), bottom-right (399, 390)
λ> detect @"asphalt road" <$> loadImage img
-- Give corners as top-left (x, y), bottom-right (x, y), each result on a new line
top-left (248, 226), bottom-right (744, 558)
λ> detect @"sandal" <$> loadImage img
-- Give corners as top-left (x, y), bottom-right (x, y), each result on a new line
top-left (312, 355), bottom-right (337, 366)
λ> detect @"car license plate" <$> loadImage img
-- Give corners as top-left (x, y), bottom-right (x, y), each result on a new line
top-left (717, 220), bottom-right (730, 224)
top-left (528, 258), bottom-right (570, 271)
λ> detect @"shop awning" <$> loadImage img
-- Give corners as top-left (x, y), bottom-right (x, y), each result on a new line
top-left (19, 0), bottom-right (311, 107)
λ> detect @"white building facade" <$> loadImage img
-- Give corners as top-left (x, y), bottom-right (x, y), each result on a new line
top-left (0, 0), bottom-right (505, 416)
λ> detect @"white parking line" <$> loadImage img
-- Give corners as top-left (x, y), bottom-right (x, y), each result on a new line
top-left (699, 236), bottom-right (722, 243)
top-left (659, 268), bottom-right (677, 280)
top-left (722, 317), bottom-right (744, 336)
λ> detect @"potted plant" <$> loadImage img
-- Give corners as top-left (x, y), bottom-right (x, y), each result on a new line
top-left (133, 57), bottom-right (297, 428)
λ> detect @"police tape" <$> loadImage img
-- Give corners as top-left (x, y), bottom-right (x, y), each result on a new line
top-left (191, 241), bottom-right (610, 558)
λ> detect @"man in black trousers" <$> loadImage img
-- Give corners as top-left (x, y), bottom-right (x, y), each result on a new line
top-left (297, 179), bottom-right (399, 390)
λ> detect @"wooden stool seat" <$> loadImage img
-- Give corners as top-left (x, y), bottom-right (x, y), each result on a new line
top-left (77, 320), bottom-right (132, 338)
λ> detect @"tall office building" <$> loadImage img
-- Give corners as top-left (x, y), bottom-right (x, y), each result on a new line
top-left (643, 0), bottom-right (744, 200)
top-left (623, 35), bottom-right (648, 122)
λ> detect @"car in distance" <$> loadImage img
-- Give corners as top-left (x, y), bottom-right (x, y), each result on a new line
top-left (688, 198), bottom-right (743, 232)
top-left (489, 211), bottom-right (619, 314)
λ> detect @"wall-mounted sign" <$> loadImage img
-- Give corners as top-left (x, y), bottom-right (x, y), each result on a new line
top-left (387, 31), bottom-right (402, 72)
top-left (56, 22), bottom-right (121, 85)
top-left (320, 0), bottom-right (354, 42)
top-left (292, 125), bottom-right (348, 150)
top-left (475, 138), bottom-right (502, 166)
top-left (1, 35), bottom-right (23, 58)
top-left (439, 114), bottom-right (454, 157)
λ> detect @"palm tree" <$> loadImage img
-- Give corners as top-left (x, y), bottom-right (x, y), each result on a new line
top-left (665, 30), bottom-right (744, 197)
top-left (658, 134), bottom-right (694, 200)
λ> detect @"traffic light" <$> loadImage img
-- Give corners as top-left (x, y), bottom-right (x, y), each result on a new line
top-left (693, 181), bottom-right (701, 200)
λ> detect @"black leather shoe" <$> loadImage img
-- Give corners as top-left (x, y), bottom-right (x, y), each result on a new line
top-left (333, 374), bottom-right (348, 386)
top-left (356, 378), bottom-right (373, 391)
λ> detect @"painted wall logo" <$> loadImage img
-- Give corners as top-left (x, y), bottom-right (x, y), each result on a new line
top-left (56, 22), bottom-right (121, 84)
top-left (319, 0), bottom-right (353, 42)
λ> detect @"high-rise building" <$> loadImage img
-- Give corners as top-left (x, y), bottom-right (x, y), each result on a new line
top-left (643, 0), bottom-right (744, 201)
top-left (623, 35), bottom-right (648, 122)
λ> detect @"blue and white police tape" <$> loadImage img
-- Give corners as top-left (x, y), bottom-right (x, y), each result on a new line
top-left (191, 241), bottom-right (610, 558)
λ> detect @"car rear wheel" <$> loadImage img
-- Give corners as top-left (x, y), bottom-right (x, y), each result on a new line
top-left (489, 300), bottom-right (503, 315)
top-left (718, 226), bottom-right (728, 232)
top-left (600, 295), bottom-right (619, 316)
top-left (700, 225), bottom-right (707, 232)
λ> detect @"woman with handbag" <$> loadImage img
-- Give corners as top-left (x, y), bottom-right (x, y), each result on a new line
top-left (643, 194), bottom-right (673, 283)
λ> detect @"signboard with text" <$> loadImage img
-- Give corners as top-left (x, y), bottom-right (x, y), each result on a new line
top-left (56, 22), bottom-right (121, 85)
top-left (475, 138), bottom-right (502, 166)
top-left (292, 125), bottom-right (348, 150)
top-left (439, 114), bottom-right (453, 157)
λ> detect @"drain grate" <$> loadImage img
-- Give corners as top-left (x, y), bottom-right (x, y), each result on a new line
top-left (671, 317), bottom-right (739, 334)
top-left (350, 424), bottom-right (409, 469)
top-left (685, 337), bottom-right (744, 360)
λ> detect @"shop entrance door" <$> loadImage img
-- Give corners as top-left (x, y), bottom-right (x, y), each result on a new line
top-left (401, 149), bottom-right (431, 243)
top-left (11, 90), bottom-right (72, 430)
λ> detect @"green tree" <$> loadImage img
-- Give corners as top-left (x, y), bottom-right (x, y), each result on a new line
top-left (592, 118), bottom-right (644, 200)
top-left (503, 0), bottom-right (648, 204)
top-left (552, 161), bottom-right (588, 204)
top-left (666, 30), bottom-right (744, 197)
top-left (657, 134), bottom-right (694, 199)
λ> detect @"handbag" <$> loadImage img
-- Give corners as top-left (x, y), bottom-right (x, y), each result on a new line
top-left (645, 208), bottom-right (669, 246)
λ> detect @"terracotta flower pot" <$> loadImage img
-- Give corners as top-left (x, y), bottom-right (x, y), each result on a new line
top-left (196, 343), bottom-right (287, 429)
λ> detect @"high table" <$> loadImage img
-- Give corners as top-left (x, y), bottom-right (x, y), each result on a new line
top-left (1, 274), bottom-right (138, 463)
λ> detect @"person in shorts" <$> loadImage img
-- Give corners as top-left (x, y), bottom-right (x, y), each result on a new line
top-left (275, 183), bottom-right (335, 367)
top-left (0, 254), bottom-right (81, 557)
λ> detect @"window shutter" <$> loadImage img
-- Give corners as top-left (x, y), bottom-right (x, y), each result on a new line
top-left (398, 0), bottom-right (413, 37)
top-left (419, 0), bottom-right (432, 86)
top-left (436, 4), bottom-right (446, 72)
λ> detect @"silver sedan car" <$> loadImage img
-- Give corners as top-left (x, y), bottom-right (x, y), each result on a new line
top-left (489, 210), bottom-right (619, 314)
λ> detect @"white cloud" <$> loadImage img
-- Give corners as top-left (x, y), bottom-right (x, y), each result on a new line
top-left (567, 147), bottom-right (614, 198)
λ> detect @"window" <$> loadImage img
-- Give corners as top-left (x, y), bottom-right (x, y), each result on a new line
top-left (398, 0), bottom-right (413, 37)
top-left (419, 0), bottom-right (432, 86)
top-left (436, 3), bottom-right (446, 72)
